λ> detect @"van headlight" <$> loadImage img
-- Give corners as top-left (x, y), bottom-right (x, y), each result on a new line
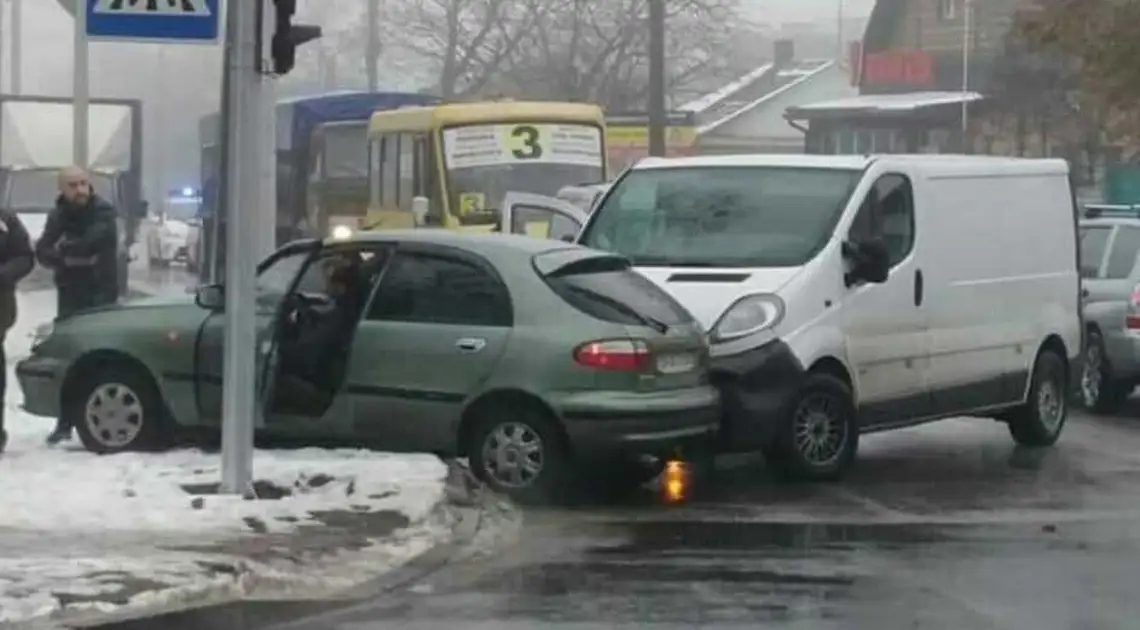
top-left (330, 225), bottom-right (353, 240)
top-left (711, 294), bottom-right (785, 342)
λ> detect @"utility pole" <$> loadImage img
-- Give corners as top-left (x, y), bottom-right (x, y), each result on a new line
top-left (647, 0), bottom-right (666, 157)
top-left (961, 0), bottom-right (973, 149)
top-left (10, 0), bottom-right (20, 94)
top-left (366, 0), bottom-right (379, 90)
top-left (219, 0), bottom-right (261, 496)
top-left (72, 0), bottom-right (89, 166)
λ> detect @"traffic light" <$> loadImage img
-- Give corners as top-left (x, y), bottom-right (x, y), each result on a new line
top-left (270, 0), bottom-right (322, 75)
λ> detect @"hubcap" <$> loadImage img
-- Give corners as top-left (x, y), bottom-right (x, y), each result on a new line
top-left (85, 383), bottom-right (144, 448)
top-left (1081, 344), bottom-right (1102, 407)
top-left (792, 394), bottom-right (847, 467)
top-left (481, 422), bottom-right (544, 488)
top-left (1037, 374), bottom-right (1064, 433)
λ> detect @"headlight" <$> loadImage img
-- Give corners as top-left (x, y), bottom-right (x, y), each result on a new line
top-left (330, 225), bottom-right (353, 240)
top-left (30, 322), bottom-right (53, 348)
top-left (711, 294), bottom-right (785, 342)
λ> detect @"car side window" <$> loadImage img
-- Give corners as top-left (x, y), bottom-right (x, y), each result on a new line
top-left (1105, 226), bottom-right (1140, 279)
top-left (1079, 226), bottom-right (1112, 279)
top-left (848, 174), bottom-right (915, 268)
top-left (365, 250), bottom-right (512, 326)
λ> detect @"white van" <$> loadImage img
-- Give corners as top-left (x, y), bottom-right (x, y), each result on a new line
top-left (505, 154), bottom-right (1082, 481)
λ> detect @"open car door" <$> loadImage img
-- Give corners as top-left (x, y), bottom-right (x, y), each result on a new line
top-left (500, 192), bottom-right (587, 241)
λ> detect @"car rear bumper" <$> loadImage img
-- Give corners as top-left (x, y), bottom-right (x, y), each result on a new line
top-left (15, 355), bottom-right (66, 418)
top-left (558, 386), bottom-right (720, 459)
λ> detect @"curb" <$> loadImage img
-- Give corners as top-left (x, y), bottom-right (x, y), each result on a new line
top-left (18, 460), bottom-right (491, 630)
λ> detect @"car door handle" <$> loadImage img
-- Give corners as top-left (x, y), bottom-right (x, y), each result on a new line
top-left (455, 338), bottom-right (486, 353)
top-left (914, 269), bottom-right (924, 307)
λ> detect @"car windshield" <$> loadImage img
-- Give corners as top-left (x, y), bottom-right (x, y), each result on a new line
top-left (579, 166), bottom-right (861, 267)
top-left (443, 122), bottom-right (604, 219)
top-left (6, 170), bottom-right (116, 212)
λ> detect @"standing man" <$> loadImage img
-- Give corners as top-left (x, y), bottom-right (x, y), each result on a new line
top-left (0, 210), bottom-right (35, 453)
top-left (35, 165), bottom-right (120, 445)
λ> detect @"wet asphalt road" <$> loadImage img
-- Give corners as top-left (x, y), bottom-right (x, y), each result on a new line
top-left (270, 407), bottom-right (1140, 630)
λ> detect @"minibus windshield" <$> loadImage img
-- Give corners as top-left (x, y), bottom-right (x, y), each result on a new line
top-left (579, 166), bottom-right (861, 267)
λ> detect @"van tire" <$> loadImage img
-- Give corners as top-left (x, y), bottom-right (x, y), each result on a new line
top-left (1080, 330), bottom-right (1130, 413)
top-left (764, 372), bottom-right (858, 482)
top-left (1009, 349), bottom-right (1068, 447)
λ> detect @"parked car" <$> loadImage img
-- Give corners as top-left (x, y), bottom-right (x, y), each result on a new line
top-left (493, 154), bottom-right (1083, 482)
top-left (1076, 204), bottom-right (1140, 412)
top-left (16, 230), bottom-right (719, 501)
top-left (144, 206), bottom-right (200, 270)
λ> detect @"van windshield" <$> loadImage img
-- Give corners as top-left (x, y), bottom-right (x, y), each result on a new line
top-left (579, 166), bottom-right (861, 267)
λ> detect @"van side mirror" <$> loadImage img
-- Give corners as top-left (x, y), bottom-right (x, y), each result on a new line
top-left (195, 283), bottom-right (224, 309)
top-left (843, 239), bottom-right (890, 286)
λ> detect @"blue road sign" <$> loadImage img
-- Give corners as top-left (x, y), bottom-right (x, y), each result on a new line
top-left (86, 0), bottom-right (221, 43)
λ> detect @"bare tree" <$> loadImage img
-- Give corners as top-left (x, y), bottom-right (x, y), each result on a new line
top-left (379, 0), bottom-right (551, 98)
top-left (492, 0), bottom-right (743, 109)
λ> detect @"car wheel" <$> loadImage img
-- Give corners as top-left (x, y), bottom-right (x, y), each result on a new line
top-left (764, 372), bottom-right (858, 482)
top-left (67, 361), bottom-right (173, 454)
top-left (1080, 330), bottom-right (1130, 413)
top-left (467, 403), bottom-right (571, 504)
top-left (1009, 349), bottom-right (1068, 447)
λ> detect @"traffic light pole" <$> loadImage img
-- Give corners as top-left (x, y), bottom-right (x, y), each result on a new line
top-left (220, 0), bottom-right (262, 496)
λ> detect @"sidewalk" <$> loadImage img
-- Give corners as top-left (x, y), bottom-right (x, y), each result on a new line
top-left (0, 449), bottom-right (457, 626)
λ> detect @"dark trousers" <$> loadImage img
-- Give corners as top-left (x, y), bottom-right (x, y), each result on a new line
top-left (0, 338), bottom-right (6, 434)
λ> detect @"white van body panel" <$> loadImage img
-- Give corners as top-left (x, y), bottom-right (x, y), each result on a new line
top-left (588, 153), bottom-right (1079, 426)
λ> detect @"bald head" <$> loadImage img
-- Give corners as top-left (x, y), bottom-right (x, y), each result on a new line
top-left (58, 166), bottom-right (92, 205)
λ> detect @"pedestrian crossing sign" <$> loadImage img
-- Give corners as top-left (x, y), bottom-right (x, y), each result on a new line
top-left (86, 0), bottom-right (220, 43)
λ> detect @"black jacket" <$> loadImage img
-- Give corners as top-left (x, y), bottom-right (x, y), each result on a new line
top-left (0, 211), bottom-right (34, 332)
top-left (35, 194), bottom-right (120, 302)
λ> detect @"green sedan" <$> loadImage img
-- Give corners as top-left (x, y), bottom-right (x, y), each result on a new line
top-left (17, 230), bottom-right (720, 501)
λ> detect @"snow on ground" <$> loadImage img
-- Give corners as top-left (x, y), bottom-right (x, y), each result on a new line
top-left (0, 289), bottom-right (455, 625)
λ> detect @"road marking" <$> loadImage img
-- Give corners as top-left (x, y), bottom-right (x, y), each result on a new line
top-left (92, 0), bottom-right (211, 15)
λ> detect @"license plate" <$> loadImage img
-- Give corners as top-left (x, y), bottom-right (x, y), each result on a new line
top-left (656, 352), bottom-right (697, 374)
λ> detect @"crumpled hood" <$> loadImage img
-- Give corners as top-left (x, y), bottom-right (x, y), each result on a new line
top-left (72, 293), bottom-right (194, 317)
top-left (632, 266), bottom-right (802, 331)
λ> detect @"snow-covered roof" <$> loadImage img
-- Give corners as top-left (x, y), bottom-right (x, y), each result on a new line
top-left (788, 91), bottom-right (984, 115)
top-left (679, 63), bottom-right (775, 113)
top-left (699, 60), bottom-right (837, 134)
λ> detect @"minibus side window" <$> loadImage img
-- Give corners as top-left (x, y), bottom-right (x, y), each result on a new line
top-left (849, 173), bottom-right (915, 268)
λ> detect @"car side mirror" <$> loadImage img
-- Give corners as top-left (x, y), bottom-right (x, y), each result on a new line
top-left (843, 239), bottom-right (890, 286)
top-left (195, 283), bottom-right (224, 309)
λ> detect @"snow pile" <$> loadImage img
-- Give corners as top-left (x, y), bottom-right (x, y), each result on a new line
top-left (0, 291), bottom-right (456, 625)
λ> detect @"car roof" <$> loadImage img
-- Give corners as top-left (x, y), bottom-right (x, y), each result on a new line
top-left (631, 153), bottom-right (1069, 176)
top-left (328, 229), bottom-right (586, 257)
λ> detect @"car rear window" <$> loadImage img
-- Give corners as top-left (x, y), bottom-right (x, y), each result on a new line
top-left (537, 255), bottom-right (694, 328)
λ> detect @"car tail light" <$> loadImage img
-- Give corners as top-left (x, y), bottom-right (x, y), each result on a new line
top-left (573, 339), bottom-right (652, 371)
top-left (1128, 284), bottom-right (1140, 330)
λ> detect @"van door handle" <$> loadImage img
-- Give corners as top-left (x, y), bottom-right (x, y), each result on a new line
top-left (914, 269), bottom-right (924, 306)
top-left (455, 338), bottom-right (486, 353)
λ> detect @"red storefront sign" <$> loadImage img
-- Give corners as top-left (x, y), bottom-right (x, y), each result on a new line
top-left (863, 48), bottom-right (934, 85)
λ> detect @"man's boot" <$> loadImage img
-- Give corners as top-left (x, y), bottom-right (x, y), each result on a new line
top-left (46, 421), bottom-right (72, 445)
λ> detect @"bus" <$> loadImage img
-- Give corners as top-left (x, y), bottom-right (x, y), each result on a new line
top-left (197, 91), bottom-right (437, 279)
top-left (363, 101), bottom-right (606, 232)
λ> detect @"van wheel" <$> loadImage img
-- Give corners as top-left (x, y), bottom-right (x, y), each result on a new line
top-left (467, 403), bottom-right (572, 504)
top-left (1009, 349), bottom-right (1068, 447)
top-left (1080, 330), bottom-right (1130, 413)
top-left (764, 372), bottom-right (858, 482)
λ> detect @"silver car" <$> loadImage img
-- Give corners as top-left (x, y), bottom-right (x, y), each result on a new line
top-left (1079, 204), bottom-right (1140, 412)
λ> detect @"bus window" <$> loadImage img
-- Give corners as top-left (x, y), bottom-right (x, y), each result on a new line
top-left (413, 135), bottom-right (429, 197)
top-left (398, 133), bottom-right (415, 210)
top-left (381, 133), bottom-right (398, 209)
top-left (368, 138), bottom-right (381, 207)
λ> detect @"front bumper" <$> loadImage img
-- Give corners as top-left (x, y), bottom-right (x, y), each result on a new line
top-left (559, 386), bottom-right (720, 459)
top-left (15, 355), bottom-right (66, 418)
top-left (710, 339), bottom-right (805, 452)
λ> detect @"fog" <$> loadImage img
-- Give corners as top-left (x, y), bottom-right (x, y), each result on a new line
top-left (7, 0), bottom-right (872, 204)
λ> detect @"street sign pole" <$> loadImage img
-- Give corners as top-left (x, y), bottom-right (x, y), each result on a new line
top-left (219, 0), bottom-right (260, 496)
top-left (73, 0), bottom-right (89, 166)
